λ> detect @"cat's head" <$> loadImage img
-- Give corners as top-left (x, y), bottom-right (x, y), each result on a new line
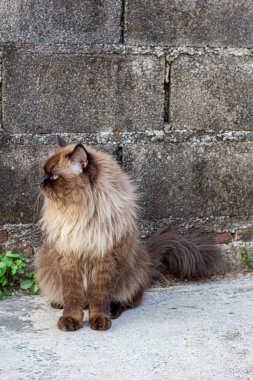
top-left (41, 137), bottom-right (96, 204)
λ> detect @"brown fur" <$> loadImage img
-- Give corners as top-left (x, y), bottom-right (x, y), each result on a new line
top-left (36, 140), bottom-right (225, 332)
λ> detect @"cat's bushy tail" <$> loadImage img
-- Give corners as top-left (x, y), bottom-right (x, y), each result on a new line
top-left (146, 226), bottom-right (226, 280)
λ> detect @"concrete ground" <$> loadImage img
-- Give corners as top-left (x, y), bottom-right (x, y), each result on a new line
top-left (0, 276), bottom-right (252, 380)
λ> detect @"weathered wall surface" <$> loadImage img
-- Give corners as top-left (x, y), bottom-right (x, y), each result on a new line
top-left (1, 1), bottom-right (253, 271)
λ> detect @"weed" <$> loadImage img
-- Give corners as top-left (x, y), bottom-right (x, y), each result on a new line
top-left (0, 251), bottom-right (39, 298)
top-left (239, 244), bottom-right (253, 270)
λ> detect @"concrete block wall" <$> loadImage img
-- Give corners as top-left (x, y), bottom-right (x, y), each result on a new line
top-left (1, 0), bottom-right (253, 271)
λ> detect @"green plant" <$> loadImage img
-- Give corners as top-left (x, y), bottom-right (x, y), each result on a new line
top-left (240, 244), bottom-right (253, 270)
top-left (0, 251), bottom-right (39, 298)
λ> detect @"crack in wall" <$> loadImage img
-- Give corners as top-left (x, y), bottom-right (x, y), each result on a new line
top-left (3, 130), bottom-right (253, 145)
top-left (120, 0), bottom-right (126, 44)
top-left (0, 50), bottom-right (2, 129)
top-left (116, 145), bottom-right (123, 165)
top-left (4, 44), bottom-right (253, 57)
top-left (164, 62), bottom-right (170, 124)
top-left (0, 49), bottom-right (7, 133)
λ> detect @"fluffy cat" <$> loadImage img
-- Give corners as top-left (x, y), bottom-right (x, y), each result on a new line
top-left (36, 137), bottom-right (225, 332)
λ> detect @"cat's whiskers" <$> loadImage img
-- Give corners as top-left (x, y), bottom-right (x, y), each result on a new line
top-left (33, 190), bottom-right (44, 220)
top-left (51, 188), bottom-right (67, 211)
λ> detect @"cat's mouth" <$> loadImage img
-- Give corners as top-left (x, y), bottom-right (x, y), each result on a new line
top-left (40, 177), bottom-right (53, 198)
top-left (40, 178), bottom-right (65, 204)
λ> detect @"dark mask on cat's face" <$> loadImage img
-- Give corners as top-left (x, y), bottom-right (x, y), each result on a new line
top-left (41, 139), bottom-right (92, 203)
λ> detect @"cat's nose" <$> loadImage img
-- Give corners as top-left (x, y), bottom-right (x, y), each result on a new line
top-left (41, 176), bottom-right (50, 188)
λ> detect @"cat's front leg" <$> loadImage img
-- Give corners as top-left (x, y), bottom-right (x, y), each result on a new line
top-left (88, 258), bottom-right (115, 331)
top-left (57, 256), bottom-right (85, 332)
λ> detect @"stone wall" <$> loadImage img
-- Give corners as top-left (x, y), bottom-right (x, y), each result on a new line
top-left (1, 1), bottom-right (253, 271)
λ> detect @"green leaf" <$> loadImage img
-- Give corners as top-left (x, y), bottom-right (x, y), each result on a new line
top-left (2, 256), bottom-right (13, 267)
top-left (31, 283), bottom-right (39, 294)
top-left (26, 272), bottom-right (35, 279)
top-left (1, 277), bottom-right (8, 286)
top-left (0, 262), bottom-right (7, 277)
top-left (16, 260), bottom-right (26, 269)
top-left (17, 252), bottom-right (25, 260)
top-left (5, 251), bottom-right (24, 259)
top-left (11, 265), bottom-right (18, 275)
top-left (0, 251), bottom-right (38, 297)
top-left (20, 280), bottom-right (33, 289)
top-left (3, 288), bottom-right (12, 296)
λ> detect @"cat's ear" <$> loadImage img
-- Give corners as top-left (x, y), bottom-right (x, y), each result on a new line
top-left (69, 144), bottom-right (88, 170)
top-left (57, 135), bottom-right (68, 147)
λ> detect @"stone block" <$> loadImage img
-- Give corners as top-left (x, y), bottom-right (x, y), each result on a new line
top-left (0, 0), bottom-right (121, 44)
top-left (0, 230), bottom-right (8, 243)
top-left (123, 142), bottom-right (253, 220)
top-left (170, 54), bottom-right (253, 132)
top-left (125, 0), bottom-right (253, 47)
top-left (0, 134), bottom-right (120, 224)
top-left (236, 226), bottom-right (253, 242)
top-left (0, 224), bottom-right (41, 257)
top-left (213, 233), bottom-right (232, 245)
top-left (0, 135), bottom-right (49, 224)
top-left (2, 49), bottom-right (164, 134)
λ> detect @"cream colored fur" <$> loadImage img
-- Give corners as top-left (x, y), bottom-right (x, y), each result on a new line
top-left (39, 145), bottom-right (138, 259)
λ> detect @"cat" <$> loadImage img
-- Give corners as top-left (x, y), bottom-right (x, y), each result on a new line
top-left (36, 136), bottom-right (226, 332)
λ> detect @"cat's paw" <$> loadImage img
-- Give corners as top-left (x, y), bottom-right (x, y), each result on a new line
top-left (57, 316), bottom-right (83, 332)
top-left (51, 301), bottom-right (63, 309)
top-left (89, 314), bottom-right (111, 331)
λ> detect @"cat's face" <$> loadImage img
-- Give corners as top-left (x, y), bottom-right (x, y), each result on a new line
top-left (41, 143), bottom-right (92, 203)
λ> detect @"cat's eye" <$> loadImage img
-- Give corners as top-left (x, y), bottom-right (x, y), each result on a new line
top-left (50, 175), bottom-right (59, 180)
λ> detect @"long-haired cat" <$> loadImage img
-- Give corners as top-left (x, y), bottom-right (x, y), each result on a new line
top-left (36, 137), bottom-right (225, 332)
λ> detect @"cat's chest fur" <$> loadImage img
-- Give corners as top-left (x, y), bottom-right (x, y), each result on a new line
top-left (40, 203), bottom-right (122, 258)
